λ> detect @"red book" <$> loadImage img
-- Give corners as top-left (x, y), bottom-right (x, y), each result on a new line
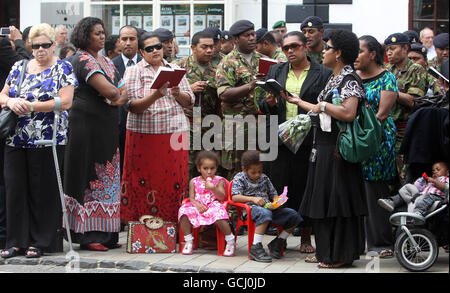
top-left (150, 66), bottom-right (187, 89)
top-left (258, 57), bottom-right (278, 75)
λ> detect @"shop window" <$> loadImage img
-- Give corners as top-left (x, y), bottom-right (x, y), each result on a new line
top-left (410, 0), bottom-right (449, 34)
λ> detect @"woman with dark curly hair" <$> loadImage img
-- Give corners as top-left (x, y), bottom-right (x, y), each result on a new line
top-left (63, 17), bottom-right (127, 251)
top-left (281, 29), bottom-right (367, 268)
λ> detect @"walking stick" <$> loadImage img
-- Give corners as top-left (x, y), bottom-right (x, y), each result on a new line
top-left (34, 96), bottom-right (74, 253)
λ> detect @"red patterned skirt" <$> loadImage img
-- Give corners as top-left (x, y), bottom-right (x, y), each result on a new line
top-left (120, 130), bottom-right (189, 223)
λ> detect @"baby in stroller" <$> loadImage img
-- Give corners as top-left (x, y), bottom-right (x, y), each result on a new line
top-left (378, 161), bottom-right (449, 216)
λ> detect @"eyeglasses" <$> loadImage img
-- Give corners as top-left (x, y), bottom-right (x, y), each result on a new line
top-left (324, 44), bottom-right (336, 51)
top-left (31, 42), bottom-right (53, 50)
top-left (282, 43), bottom-right (303, 52)
top-left (144, 43), bottom-right (163, 53)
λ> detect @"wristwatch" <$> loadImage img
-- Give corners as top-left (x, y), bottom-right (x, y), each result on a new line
top-left (320, 101), bottom-right (327, 112)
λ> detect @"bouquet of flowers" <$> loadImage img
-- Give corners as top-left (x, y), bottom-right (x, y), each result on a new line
top-left (278, 114), bottom-right (312, 154)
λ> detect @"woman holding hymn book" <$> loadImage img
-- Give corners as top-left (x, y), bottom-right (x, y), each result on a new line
top-left (120, 32), bottom-right (195, 224)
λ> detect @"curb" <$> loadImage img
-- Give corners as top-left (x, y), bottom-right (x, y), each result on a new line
top-left (0, 256), bottom-right (234, 273)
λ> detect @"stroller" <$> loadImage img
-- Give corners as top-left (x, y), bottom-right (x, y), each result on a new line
top-left (389, 194), bottom-right (448, 272)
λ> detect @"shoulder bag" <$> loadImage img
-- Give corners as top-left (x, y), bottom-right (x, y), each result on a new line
top-left (0, 59), bottom-right (29, 139)
top-left (334, 71), bottom-right (383, 163)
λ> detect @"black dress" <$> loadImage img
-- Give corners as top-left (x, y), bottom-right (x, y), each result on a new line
top-left (299, 65), bottom-right (367, 264)
top-left (64, 50), bottom-right (122, 246)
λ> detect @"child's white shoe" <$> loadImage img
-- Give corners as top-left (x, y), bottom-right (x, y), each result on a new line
top-left (182, 241), bottom-right (193, 255)
top-left (223, 242), bottom-right (235, 257)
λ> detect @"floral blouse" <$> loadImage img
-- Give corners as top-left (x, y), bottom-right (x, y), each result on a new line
top-left (6, 59), bottom-right (78, 148)
top-left (318, 65), bottom-right (365, 103)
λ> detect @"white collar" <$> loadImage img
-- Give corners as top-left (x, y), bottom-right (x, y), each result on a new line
top-left (121, 53), bottom-right (138, 66)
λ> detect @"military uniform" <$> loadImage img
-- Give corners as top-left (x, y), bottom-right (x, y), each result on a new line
top-left (429, 32), bottom-right (449, 72)
top-left (301, 16), bottom-right (325, 64)
top-left (385, 33), bottom-right (429, 183)
top-left (272, 47), bottom-right (288, 63)
top-left (211, 52), bottom-right (225, 68)
top-left (307, 41), bottom-right (326, 64)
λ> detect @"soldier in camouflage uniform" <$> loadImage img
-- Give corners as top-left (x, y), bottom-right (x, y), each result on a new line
top-left (408, 42), bottom-right (445, 96)
top-left (215, 20), bottom-right (265, 180)
top-left (174, 31), bottom-right (223, 180)
top-left (301, 16), bottom-right (326, 64)
top-left (255, 28), bottom-right (288, 63)
top-left (385, 33), bottom-right (429, 183)
top-left (204, 26), bottom-right (226, 69)
top-left (154, 28), bottom-right (175, 63)
top-left (428, 33), bottom-right (449, 73)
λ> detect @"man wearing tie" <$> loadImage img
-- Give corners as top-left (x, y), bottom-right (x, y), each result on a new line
top-left (112, 26), bottom-right (142, 178)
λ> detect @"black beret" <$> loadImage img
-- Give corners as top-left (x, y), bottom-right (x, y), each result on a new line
top-left (272, 20), bottom-right (286, 29)
top-left (221, 30), bottom-right (232, 40)
top-left (229, 20), bottom-right (255, 36)
top-left (300, 16), bottom-right (324, 30)
top-left (434, 33), bottom-right (449, 49)
top-left (409, 43), bottom-right (428, 59)
top-left (384, 33), bottom-right (410, 46)
top-left (203, 26), bottom-right (222, 42)
top-left (153, 28), bottom-right (173, 42)
top-left (403, 30), bottom-right (420, 44)
top-left (256, 28), bottom-right (268, 43)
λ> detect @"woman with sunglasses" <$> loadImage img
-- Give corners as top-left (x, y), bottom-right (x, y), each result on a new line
top-left (63, 17), bottom-right (127, 251)
top-left (120, 32), bottom-right (194, 224)
top-left (259, 31), bottom-right (331, 254)
top-left (282, 29), bottom-right (367, 269)
top-left (0, 23), bottom-right (77, 259)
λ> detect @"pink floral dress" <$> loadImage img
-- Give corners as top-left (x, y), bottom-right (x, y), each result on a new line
top-left (178, 176), bottom-right (229, 228)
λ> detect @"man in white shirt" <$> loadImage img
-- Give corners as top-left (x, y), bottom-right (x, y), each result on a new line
top-left (54, 25), bottom-right (68, 57)
top-left (420, 27), bottom-right (436, 60)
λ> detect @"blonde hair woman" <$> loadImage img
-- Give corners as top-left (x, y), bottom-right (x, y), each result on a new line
top-left (0, 23), bottom-right (77, 259)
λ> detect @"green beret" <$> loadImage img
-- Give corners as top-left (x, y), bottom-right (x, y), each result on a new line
top-left (272, 20), bottom-right (286, 29)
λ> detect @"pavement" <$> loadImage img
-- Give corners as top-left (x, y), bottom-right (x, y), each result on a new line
top-left (0, 230), bottom-right (448, 273)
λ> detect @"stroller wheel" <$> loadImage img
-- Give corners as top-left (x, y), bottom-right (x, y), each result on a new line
top-left (395, 228), bottom-right (439, 272)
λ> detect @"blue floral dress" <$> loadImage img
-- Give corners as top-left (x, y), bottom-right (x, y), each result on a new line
top-left (5, 59), bottom-right (78, 148)
top-left (361, 71), bottom-right (398, 181)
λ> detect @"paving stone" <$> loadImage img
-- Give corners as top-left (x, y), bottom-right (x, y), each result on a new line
top-left (116, 260), bottom-right (149, 270)
top-left (41, 257), bottom-right (69, 266)
top-left (168, 264), bottom-right (200, 273)
top-left (78, 258), bottom-right (99, 269)
top-left (150, 263), bottom-right (170, 272)
top-left (199, 267), bottom-right (234, 273)
top-left (98, 260), bottom-right (116, 269)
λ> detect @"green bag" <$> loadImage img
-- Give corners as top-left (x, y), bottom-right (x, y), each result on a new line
top-left (335, 73), bottom-right (382, 163)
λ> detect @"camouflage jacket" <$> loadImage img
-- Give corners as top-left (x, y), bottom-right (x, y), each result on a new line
top-left (425, 66), bottom-right (445, 96)
top-left (175, 55), bottom-right (221, 119)
top-left (272, 48), bottom-right (288, 63)
top-left (216, 48), bottom-right (262, 116)
top-left (428, 57), bottom-right (442, 72)
top-left (387, 58), bottom-right (428, 122)
top-left (211, 52), bottom-right (226, 69)
top-left (307, 41), bottom-right (326, 64)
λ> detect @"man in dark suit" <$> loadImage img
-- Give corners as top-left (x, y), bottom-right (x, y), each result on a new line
top-left (0, 26), bottom-right (30, 249)
top-left (112, 25), bottom-right (142, 178)
top-left (259, 31), bottom-right (331, 253)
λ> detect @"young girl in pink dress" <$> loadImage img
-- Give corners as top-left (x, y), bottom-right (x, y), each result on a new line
top-left (178, 151), bottom-right (235, 256)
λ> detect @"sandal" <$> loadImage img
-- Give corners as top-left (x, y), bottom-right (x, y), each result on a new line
top-left (1, 247), bottom-right (20, 259)
top-left (300, 242), bottom-right (315, 254)
top-left (379, 249), bottom-right (394, 259)
top-left (25, 247), bottom-right (42, 258)
top-left (305, 255), bottom-right (319, 263)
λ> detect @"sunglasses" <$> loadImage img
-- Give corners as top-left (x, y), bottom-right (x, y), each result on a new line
top-left (282, 43), bottom-right (303, 52)
top-left (144, 43), bottom-right (163, 53)
top-left (324, 44), bottom-right (336, 51)
top-left (31, 42), bottom-right (53, 50)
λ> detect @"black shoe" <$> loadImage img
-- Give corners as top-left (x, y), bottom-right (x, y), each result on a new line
top-left (265, 226), bottom-right (278, 236)
top-left (268, 237), bottom-right (285, 259)
top-left (249, 243), bottom-right (272, 263)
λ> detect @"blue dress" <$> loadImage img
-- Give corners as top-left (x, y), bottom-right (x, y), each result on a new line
top-left (361, 71), bottom-right (398, 182)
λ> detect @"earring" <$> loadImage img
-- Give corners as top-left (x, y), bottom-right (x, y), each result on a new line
top-left (336, 57), bottom-right (339, 63)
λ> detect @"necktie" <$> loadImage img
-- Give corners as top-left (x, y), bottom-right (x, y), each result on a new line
top-left (127, 59), bottom-right (134, 67)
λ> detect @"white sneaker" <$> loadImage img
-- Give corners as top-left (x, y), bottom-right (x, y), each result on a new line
top-left (182, 241), bottom-right (193, 255)
top-left (223, 242), bottom-right (235, 257)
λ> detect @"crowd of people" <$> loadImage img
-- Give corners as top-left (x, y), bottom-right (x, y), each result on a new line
top-left (0, 14), bottom-right (448, 269)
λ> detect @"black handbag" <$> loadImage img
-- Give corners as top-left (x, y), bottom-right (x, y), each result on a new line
top-left (0, 60), bottom-right (28, 139)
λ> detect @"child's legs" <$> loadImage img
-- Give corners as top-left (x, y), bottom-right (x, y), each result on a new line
top-left (272, 208), bottom-right (303, 233)
top-left (251, 206), bottom-right (272, 234)
top-left (413, 194), bottom-right (440, 214)
top-left (179, 215), bottom-right (193, 236)
top-left (216, 219), bottom-right (232, 235)
top-left (399, 184), bottom-right (419, 204)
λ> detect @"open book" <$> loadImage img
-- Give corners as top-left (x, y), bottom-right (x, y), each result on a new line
top-left (256, 79), bottom-right (292, 97)
top-left (428, 66), bottom-right (449, 83)
top-left (150, 66), bottom-right (187, 89)
top-left (258, 57), bottom-right (278, 75)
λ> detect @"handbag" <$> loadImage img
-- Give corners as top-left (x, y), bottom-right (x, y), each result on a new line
top-left (0, 60), bottom-right (29, 139)
top-left (334, 72), bottom-right (382, 163)
top-left (126, 215), bottom-right (177, 254)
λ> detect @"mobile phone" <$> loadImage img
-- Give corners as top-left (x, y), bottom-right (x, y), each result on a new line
top-left (0, 27), bottom-right (10, 35)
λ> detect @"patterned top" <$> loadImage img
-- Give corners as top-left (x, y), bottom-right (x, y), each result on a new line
top-left (231, 172), bottom-right (278, 205)
top-left (417, 176), bottom-right (449, 197)
top-left (5, 59), bottom-right (78, 148)
top-left (123, 58), bottom-right (195, 134)
top-left (318, 65), bottom-right (365, 103)
top-left (361, 71), bottom-right (399, 181)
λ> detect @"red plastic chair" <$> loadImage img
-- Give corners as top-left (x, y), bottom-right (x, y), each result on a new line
top-left (226, 180), bottom-right (284, 259)
top-left (178, 179), bottom-right (230, 256)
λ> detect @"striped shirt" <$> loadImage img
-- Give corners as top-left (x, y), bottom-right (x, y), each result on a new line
top-left (123, 58), bottom-right (194, 134)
